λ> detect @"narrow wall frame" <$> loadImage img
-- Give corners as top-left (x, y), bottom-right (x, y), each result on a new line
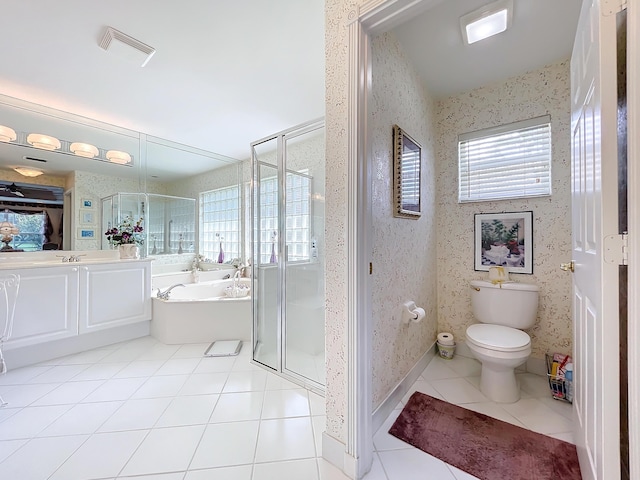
top-left (393, 125), bottom-right (422, 218)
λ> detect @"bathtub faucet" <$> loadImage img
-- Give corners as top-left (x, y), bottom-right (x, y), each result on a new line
top-left (156, 284), bottom-right (185, 300)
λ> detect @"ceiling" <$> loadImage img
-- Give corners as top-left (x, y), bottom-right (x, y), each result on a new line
top-left (0, 0), bottom-right (581, 179)
top-left (393, 0), bottom-right (583, 98)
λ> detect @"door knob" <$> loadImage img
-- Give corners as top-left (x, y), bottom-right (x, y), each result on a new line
top-left (560, 261), bottom-right (575, 273)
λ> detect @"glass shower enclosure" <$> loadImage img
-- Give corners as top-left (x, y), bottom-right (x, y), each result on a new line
top-left (251, 119), bottom-right (325, 390)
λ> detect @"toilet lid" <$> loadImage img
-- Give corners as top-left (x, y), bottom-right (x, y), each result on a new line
top-left (466, 324), bottom-right (530, 352)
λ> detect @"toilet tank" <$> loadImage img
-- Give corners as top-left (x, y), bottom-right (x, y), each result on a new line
top-left (470, 280), bottom-right (539, 329)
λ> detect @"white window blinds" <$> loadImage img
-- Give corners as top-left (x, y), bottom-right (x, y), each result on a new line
top-left (458, 115), bottom-right (552, 203)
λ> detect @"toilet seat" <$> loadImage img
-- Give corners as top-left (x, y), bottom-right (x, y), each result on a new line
top-left (466, 324), bottom-right (530, 352)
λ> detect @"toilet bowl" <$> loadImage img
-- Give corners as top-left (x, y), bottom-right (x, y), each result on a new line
top-left (466, 279), bottom-right (539, 403)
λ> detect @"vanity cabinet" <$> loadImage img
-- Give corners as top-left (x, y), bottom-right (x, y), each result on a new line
top-left (7, 266), bottom-right (79, 349)
top-left (4, 260), bottom-right (151, 350)
top-left (79, 263), bottom-right (151, 333)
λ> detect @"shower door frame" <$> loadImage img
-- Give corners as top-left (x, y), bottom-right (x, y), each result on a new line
top-left (250, 118), bottom-right (325, 393)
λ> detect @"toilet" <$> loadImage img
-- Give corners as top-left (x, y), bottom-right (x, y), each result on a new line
top-left (466, 279), bottom-right (540, 403)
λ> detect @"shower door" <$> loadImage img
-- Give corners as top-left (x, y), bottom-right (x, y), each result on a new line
top-left (251, 119), bottom-right (325, 389)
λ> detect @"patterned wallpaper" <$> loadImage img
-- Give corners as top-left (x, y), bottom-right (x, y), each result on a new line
top-left (370, 32), bottom-right (437, 408)
top-left (435, 60), bottom-right (573, 360)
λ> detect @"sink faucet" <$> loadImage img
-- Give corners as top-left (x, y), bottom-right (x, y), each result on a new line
top-left (156, 283), bottom-right (185, 300)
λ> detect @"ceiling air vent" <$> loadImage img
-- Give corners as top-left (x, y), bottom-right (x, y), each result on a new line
top-left (99, 27), bottom-right (156, 67)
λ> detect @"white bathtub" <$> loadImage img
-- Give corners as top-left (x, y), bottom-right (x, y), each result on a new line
top-left (151, 278), bottom-right (251, 344)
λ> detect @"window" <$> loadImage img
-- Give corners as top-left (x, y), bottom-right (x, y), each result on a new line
top-left (257, 171), bottom-right (311, 264)
top-left (458, 115), bottom-right (552, 203)
top-left (200, 186), bottom-right (241, 262)
top-left (4, 212), bottom-right (46, 251)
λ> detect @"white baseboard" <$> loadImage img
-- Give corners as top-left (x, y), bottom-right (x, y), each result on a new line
top-left (322, 432), bottom-right (353, 478)
top-left (4, 322), bottom-right (150, 369)
top-left (372, 342), bottom-right (436, 433)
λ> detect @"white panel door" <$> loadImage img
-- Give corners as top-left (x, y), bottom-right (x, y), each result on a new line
top-left (570, 1), bottom-right (620, 479)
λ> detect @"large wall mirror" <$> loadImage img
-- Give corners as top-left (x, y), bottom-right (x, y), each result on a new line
top-left (0, 94), bottom-right (243, 262)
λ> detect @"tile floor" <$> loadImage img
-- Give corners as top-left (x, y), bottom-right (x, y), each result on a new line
top-left (0, 337), bottom-right (573, 480)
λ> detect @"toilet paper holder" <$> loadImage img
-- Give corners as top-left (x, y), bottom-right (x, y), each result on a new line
top-left (402, 301), bottom-right (426, 324)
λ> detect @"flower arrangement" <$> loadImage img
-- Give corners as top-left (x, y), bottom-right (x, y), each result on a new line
top-left (104, 217), bottom-right (144, 247)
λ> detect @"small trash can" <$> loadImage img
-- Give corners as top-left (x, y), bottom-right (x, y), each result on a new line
top-left (437, 342), bottom-right (456, 360)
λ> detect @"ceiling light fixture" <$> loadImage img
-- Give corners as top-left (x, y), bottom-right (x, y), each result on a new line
top-left (106, 150), bottom-right (132, 165)
top-left (26, 133), bottom-right (61, 151)
top-left (0, 125), bottom-right (17, 143)
top-left (460, 0), bottom-right (513, 45)
top-left (70, 142), bottom-right (99, 158)
top-left (13, 166), bottom-right (44, 177)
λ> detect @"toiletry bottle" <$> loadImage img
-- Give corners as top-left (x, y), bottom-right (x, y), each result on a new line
top-left (311, 237), bottom-right (318, 261)
top-left (565, 363), bottom-right (573, 402)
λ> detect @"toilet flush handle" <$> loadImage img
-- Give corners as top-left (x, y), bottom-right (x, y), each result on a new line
top-left (471, 286), bottom-right (480, 292)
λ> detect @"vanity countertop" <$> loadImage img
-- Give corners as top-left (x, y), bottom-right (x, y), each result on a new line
top-left (0, 250), bottom-right (153, 270)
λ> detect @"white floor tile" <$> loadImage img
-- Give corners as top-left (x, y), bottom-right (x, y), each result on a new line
top-left (0, 404), bottom-right (71, 440)
top-left (98, 348), bottom-right (146, 363)
top-left (500, 398), bottom-right (574, 435)
top-left (443, 356), bottom-right (482, 378)
top-left (184, 465), bottom-right (252, 480)
top-left (0, 439), bottom-right (28, 463)
top-left (82, 377), bottom-right (147, 402)
top-left (254, 417), bottom-right (316, 463)
top-left (98, 397), bottom-right (173, 432)
top-left (537, 396), bottom-right (574, 420)
top-left (71, 362), bottom-right (128, 381)
top-left (517, 372), bottom-right (552, 398)
top-left (0, 383), bottom-right (59, 408)
top-left (190, 421), bottom-right (260, 469)
top-left (179, 373), bottom-right (228, 395)
top-left (0, 407), bottom-right (18, 424)
top-left (309, 391), bottom-right (326, 416)
top-left (156, 358), bottom-right (200, 376)
top-left (120, 473), bottom-right (185, 480)
top-left (209, 392), bottom-right (263, 422)
top-left (373, 409), bottom-right (408, 451)
top-left (131, 374), bottom-right (189, 399)
top-left (193, 356), bottom-right (236, 374)
top-left (262, 388), bottom-right (310, 419)
top-left (172, 343), bottom-right (211, 359)
top-left (155, 394), bottom-right (218, 427)
top-left (550, 431), bottom-right (575, 444)
top-left (56, 348), bottom-right (113, 365)
top-left (252, 458), bottom-right (319, 480)
top-left (311, 415), bottom-right (325, 457)
top-left (40, 401), bottom-right (123, 436)
top-left (265, 374), bottom-right (302, 391)
top-left (136, 344), bottom-right (181, 361)
top-left (358, 453), bottom-right (388, 480)
top-left (27, 365), bottom-right (90, 384)
top-left (420, 358), bottom-right (459, 381)
top-left (402, 380), bottom-right (445, 404)
top-left (378, 448), bottom-right (457, 480)
top-left (429, 378), bottom-right (488, 404)
top-left (113, 360), bottom-right (165, 378)
top-left (50, 429), bottom-right (148, 479)
top-left (0, 365), bottom-right (52, 386)
top-left (223, 370), bottom-right (268, 393)
top-left (120, 425), bottom-right (205, 476)
top-left (0, 435), bottom-right (87, 480)
top-left (31, 379), bottom-right (104, 406)
top-left (318, 457), bottom-right (354, 480)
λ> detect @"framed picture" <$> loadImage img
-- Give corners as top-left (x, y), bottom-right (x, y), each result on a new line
top-left (393, 125), bottom-right (422, 218)
top-left (77, 228), bottom-right (96, 239)
top-left (474, 211), bottom-right (533, 274)
top-left (79, 209), bottom-right (95, 225)
top-left (81, 198), bottom-right (94, 208)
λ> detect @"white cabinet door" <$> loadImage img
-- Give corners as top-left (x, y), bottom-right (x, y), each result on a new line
top-left (5, 266), bottom-right (79, 350)
top-left (78, 262), bottom-right (151, 333)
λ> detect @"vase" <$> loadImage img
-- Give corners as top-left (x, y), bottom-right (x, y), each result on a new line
top-left (217, 242), bottom-right (224, 263)
top-left (270, 242), bottom-right (277, 263)
top-left (119, 243), bottom-right (139, 259)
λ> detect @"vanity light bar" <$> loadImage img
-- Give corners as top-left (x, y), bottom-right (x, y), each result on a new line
top-left (0, 128), bottom-right (134, 166)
